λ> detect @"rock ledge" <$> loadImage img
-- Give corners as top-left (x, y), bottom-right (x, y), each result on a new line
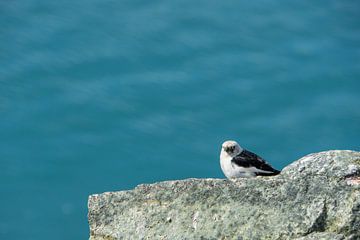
top-left (88, 150), bottom-right (360, 240)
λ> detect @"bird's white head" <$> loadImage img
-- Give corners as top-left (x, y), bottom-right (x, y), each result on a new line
top-left (221, 140), bottom-right (243, 158)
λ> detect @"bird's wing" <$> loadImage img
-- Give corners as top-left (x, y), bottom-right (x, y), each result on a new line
top-left (231, 149), bottom-right (279, 173)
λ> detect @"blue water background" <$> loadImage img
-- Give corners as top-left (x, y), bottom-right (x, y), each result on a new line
top-left (1, 1), bottom-right (360, 239)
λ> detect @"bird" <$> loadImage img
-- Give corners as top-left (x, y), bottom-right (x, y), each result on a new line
top-left (220, 140), bottom-right (280, 179)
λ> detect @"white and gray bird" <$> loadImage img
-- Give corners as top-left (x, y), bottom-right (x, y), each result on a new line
top-left (220, 140), bottom-right (280, 179)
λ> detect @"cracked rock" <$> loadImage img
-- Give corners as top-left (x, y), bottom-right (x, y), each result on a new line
top-left (88, 150), bottom-right (360, 240)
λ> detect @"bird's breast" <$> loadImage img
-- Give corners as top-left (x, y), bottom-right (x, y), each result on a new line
top-left (220, 156), bottom-right (256, 178)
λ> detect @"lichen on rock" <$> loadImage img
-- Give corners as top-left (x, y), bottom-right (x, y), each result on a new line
top-left (88, 150), bottom-right (360, 240)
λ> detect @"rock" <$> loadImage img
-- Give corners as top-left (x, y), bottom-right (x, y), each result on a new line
top-left (88, 150), bottom-right (360, 240)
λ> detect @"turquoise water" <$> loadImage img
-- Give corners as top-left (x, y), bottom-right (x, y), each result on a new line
top-left (1, 1), bottom-right (360, 239)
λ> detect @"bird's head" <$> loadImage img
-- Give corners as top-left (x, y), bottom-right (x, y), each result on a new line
top-left (221, 140), bottom-right (243, 157)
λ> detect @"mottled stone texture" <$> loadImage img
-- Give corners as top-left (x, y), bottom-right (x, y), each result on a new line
top-left (88, 150), bottom-right (360, 240)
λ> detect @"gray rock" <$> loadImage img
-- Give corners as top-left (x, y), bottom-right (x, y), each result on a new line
top-left (88, 150), bottom-right (360, 240)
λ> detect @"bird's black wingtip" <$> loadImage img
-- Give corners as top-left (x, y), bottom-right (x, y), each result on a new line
top-left (256, 170), bottom-right (281, 177)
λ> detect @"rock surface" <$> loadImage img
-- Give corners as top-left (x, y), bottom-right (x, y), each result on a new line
top-left (88, 150), bottom-right (360, 240)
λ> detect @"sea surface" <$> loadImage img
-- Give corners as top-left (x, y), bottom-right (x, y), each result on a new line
top-left (1, 1), bottom-right (359, 239)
